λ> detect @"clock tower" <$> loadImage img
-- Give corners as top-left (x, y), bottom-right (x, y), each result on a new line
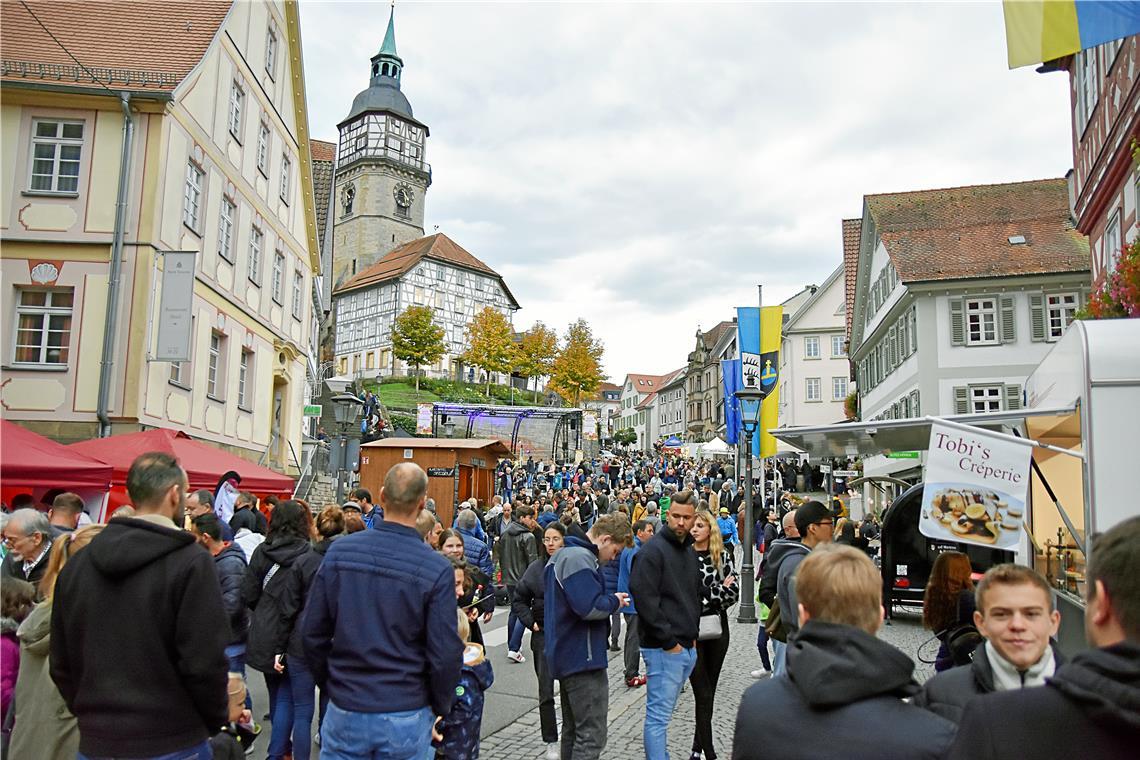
top-left (331, 7), bottom-right (430, 289)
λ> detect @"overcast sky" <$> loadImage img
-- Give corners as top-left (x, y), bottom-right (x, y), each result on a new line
top-left (299, 1), bottom-right (1074, 383)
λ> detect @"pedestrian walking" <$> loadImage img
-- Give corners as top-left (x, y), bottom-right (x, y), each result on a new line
top-left (618, 519), bottom-right (654, 688)
top-left (434, 608), bottom-right (494, 759)
top-left (689, 509), bottom-right (739, 760)
top-left (302, 463), bottom-right (463, 759)
top-left (715, 506), bottom-right (739, 555)
top-left (501, 505), bottom-right (539, 664)
top-left (922, 551), bottom-right (978, 672)
top-left (438, 529), bottom-right (496, 645)
top-left (629, 489), bottom-right (701, 760)
top-left (544, 513), bottom-right (632, 759)
top-left (1, 509), bottom-right (53, 591)
top-left (50, 453), bottom-right (229, 759)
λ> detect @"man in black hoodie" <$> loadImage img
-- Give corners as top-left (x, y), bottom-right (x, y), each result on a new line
top-left (50, 452), bottom-right (229, 759)
top-left (947, 516), bottom-right (1140, 760)
top-left (733, 544), bottom-right (956, 760)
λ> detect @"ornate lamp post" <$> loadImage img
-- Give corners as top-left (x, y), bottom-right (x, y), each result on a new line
top-left (331, 392), bottom-right (364, 504)
top-left (735, 381), bottom-right (766, 623)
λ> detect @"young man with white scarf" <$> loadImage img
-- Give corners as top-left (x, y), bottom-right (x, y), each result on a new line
top-left (915, 563), bottom-right (1064, 723)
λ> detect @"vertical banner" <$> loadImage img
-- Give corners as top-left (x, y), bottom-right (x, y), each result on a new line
top-left (154, 251), bottom-right (196, 361)
top-left (416, 403), bottom-right (433, 435)
top-left (721, 358), bottom-right (741, 445)
top-left (919, 421), bottom-right (1031, 550)
top-left (582, 411), bottom-right (598, 440)
top-left (736, 306), bottom-right (783, 458)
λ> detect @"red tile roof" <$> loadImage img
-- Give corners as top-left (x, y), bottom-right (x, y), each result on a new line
top-left (842, 218), bottom-right (862, 338)
top-left (310, 140), bottom-right (336, 249)
top-left (865, 179), bottom-right (1089, 282)
top-left (597, 382), bottom-right (622, 393)
top-left (624, 373), bottom-right (667, 392)
top-left (702, 319), bottom-right (736, 349)
top-left (334, 233), bottom-right (519, 307)
top-left (310, 139), bottom-right (336, 163)
top-left (636, 392), bottom-right (658, 410)
top-left (1, 1), bottom-right (232, 94)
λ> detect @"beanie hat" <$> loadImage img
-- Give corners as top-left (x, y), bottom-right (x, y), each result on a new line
top-left (794, 500), bottom-right (831, 535)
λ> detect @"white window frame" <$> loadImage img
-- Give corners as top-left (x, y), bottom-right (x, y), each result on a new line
top-left (248, 226), bottom-right (263, 285)
top-left (804, 336), bottom-right (820, 359)
top-left (182, 160), bottom-right (204, 232)
top-left (271, 250), bottom-right (285, 303)
top-left (965, 297), bottom-right (998, 346)
top-left (1104, 208), bottom-right (1122, 270)
top-left (279, 154), bottom-right (291, 204)
top-left (831, 334), bottom-right (846, 357)
top-left (12, 288), bottom-right (74, 366)
top-left (292, 269), bottom-right (303, 320)
top-left (805, 377), bottom-right (822, 402)
top-left (218, 197), bottom-right (236, 262)
top-left (1077, 47), bottom-right (1099, 129)
top-left (1046, 292), bottom-right (1079, 340)
top-left (265, 27), bottom-right (278, 78)
top-left (228, 80), bottom-right (245, 141)
top-left (237, 349), bottom-right (252, 408)
top-left (169, 360), bottom-right (186, 385)
top-left (256, 121), bottom-right (270, 175)
top-left (207, 332), bottom-right (225, 399)
top-left (28, 119), bottom-right (84, 194)
top-left (832, 376), bottom-right (848, 401)
top-left (970, 385), bottom-right (1002, 414)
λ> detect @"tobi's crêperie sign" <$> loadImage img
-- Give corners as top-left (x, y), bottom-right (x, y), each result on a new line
top-left (919, 422), bottom-right (1031, 550)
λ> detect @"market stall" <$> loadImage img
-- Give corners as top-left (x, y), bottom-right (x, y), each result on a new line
top-left (1, 420), bottom-right (114, 519)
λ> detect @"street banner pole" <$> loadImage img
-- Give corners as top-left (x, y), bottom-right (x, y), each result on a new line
top-left (738, 284), bottom-right (762, 624)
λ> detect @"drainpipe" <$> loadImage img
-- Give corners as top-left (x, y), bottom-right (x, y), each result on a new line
top-left (96, 93), bottom-right (134, 438)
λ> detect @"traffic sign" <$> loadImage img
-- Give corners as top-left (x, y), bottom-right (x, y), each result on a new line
top-left (819, 464), bottom-right (832, 474)
top-left (303, 404), bottom-right (322, 417)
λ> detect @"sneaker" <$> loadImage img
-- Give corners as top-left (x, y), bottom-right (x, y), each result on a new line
top-left (507, 650), bottom-right (526, 663)
top-left (608, 644), bottom-right (621, 652)
top-left (545, 742), bottom-right (560, 760)
top-left (626, 675), bottom-right (647, 688)
top-left (750, 669), bottom-right (772, 679)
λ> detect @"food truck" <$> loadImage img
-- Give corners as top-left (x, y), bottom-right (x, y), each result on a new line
top-left (770, 319), bottom-right (1140, 652)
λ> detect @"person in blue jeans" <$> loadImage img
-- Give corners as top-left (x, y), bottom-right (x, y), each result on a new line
top-left (629, 489), bottom-right (702, 760)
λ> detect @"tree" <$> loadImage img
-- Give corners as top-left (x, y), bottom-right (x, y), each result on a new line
top-left (464, 306), bottom-right (516, 398)
top-left (613, 428), bottom-right (638, 447)
top-left (550, 318), bottom-right (604, 407)
top-left (514, 322), bottom-right (559, 403)
top-left (391, 305), bottom-right (445, 391)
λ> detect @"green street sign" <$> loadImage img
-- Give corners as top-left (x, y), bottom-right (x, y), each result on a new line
top-left (303, 404), bottom-right (322, 417)
top-left (886, 451), bottom-right (919, 459)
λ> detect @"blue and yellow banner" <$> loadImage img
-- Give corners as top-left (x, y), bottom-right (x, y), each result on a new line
top-left (1003, 0), bottom-right (1140, 69)
top-left (736, 306), bottom-right (783, 459)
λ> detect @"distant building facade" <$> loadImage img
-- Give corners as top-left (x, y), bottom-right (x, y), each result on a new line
top-left (778, 266), bottom-right (850, 428)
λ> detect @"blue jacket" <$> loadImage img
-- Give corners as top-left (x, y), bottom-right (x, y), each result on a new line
top-left (457, 527), bottom-right (495, 579)
top-left (453, 514), bottom-right (487, 544)
top-left (717, 515), bottom-right (740, 545)
top-left (543, 536), bottom-right (620, 679)
top-left (435, 654), bottom-right (494, 759)
top-left (601, 556), bottom-right (620, 595)
top-left (300, 523), bottom-right (463, 717)
top-left (616, 538), bottom-right (642, 615)
top-left (537, 511), bottom-right (558, 529)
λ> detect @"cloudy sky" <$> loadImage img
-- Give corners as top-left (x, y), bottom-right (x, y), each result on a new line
top-left (299, 1), bottom-right (1074, 383)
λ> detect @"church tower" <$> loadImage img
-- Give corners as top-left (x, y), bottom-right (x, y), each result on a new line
top-left (331, 7), bottom-right (430, 289)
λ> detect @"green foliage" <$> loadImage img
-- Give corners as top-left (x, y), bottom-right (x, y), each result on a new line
top-left (613, 428), bottom-right (638, 446)
top-left (391, 305), bottom-right (446, 391)
top-left (844, 390), bottom-right (859, 421)
top-left (464, 307), bottom-right (517, 397)
top-left (515, 322), bottom-right (559, 402)
top-left (550, 319), bottom-right (605, 407)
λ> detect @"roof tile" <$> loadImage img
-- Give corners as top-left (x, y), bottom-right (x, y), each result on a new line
top-left (842, 218), bottom-right (862, 338)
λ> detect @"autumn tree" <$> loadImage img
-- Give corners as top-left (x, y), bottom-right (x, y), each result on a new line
top-left (514, 322), bottom-right (559, 403)
top-left (550, 318), bottom-right (604, 407)
top-left (391, 305), bottom-right (445, 391)
top-left (464, 306), bottom-right (516, 398)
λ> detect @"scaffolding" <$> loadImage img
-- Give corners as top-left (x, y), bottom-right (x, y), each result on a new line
top-left (431, 404), bottom-right (595, 462)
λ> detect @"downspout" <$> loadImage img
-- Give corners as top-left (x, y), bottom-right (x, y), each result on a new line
top-left (96, 93), bottom-right (134, 437)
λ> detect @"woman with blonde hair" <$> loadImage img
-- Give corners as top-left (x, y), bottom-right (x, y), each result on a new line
top-left (922, 551), bottom-right (976, 672)
top-left (688, 509), bottom-right (738, 760)
top-left (9, 525), bottom-right (104, 759)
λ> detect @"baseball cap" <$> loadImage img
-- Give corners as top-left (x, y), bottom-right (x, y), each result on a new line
top-left (794, 500), bottom-right (832, 535)
top-left (342, 501), bottom-right (362, 512)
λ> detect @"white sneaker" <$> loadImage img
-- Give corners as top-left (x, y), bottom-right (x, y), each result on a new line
top-left (750, 669), bottom-right (772, 679)
top-left (507, 650), bottom-right (526, 663)
top-left (545, 742), bottom-right (560, 760)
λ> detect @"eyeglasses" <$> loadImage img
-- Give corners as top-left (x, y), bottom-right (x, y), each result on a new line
top-left (814, 520), bottom-right (834, 528)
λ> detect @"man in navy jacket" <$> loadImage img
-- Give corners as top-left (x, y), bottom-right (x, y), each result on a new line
top-left (302, 463), bottom-right (463, 759)
top-left (545, 513), bottom-right (632, 760)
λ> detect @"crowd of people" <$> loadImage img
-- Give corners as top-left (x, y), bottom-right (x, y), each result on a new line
top-left (0, 447), bottom-right (1136, 760)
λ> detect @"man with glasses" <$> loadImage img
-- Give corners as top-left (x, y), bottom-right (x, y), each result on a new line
top-left (774, 501), bottom-right (834, 675)
top-left (1, 508), bottom-right (53, 590)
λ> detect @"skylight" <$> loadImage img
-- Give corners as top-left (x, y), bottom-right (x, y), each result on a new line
top-left (1008, 235), bottom-right (1027, 245)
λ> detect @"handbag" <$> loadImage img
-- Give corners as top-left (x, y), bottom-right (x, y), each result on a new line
top-left (698, 612), bottom-right (723, 640)
top-left (765, 597), bottom-right (788, 642)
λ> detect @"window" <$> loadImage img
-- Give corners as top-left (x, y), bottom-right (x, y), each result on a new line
top-left (832, 376), bottom-right (848, 401)
top-left (228, 80), bottom-right (244, 140)
top-left (292, 270), bottom-right (303, 320)
top-left (248, 227), bottom-right (263, 284)
top-left (265, 27), bottom-right (278, 77)
top-left (237, 350), bottom-right (252, 408)
top-left (965, 298), bottom-right (998, 345)
top-left (207, 333), bottom-right (225, 399)
top-left (13, 289), bottom-right (73, 365)
top-left (831, 335), bottom-right (846, 357)
top-left (218, 198), bottom-right (236, 262)
top-left (969, 385), bottom-right (1002, 414)
top-left (1076, 48), bottom-right (1099, 128)
top-left (279, 154), bottom-right (291, 203)
top-left (257, 122), bottom-right (270, 175)
top-left (1104, 209), bottom-right (1122, 269)
top-left (806, 377), bottom-right (821, 402)
top-left (804, 336), bottom-right (820, 359)
top-left (170, 360), bottom-right (186, 385)
top-left (271, 250), bottom-right (285, 303)
top-left (183, 160), bottom-right (204, 231)
top-left (1046, 293), bottom-right (1078, 339)
top-left (436, 264), bottom-right (446, 282)
top-left (29, 120), bottom-right (83, 193)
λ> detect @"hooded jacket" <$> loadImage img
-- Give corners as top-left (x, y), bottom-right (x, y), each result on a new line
top-left (732, 620), bottom-right (956, 760)
top-left (946, 641), bottom-right (1140, 760)
top-left (629, 525), bottom-right (700, 651)
top-left (915, 640), bottom-right (1066, 723)
top-left (9, 600), bottom-right (79, 760)
top-left (544, 536), bottom-right (620, 679)
top-left (241, 537), bottom-right (311, 674)
top-left (49, 517), bottom-right (229, 758)
top-left (616, 538), bottom-right (643, 615)
top-left (513, 555), bottom-right (549, 632)
top-left (435, 646), bottom-right (495, 759)
top-left (756, 537), bottom-right (808, 608)
top-left (457, 526), bottom-right (495, 580)
top-left (214, 542), bottom-right (249, 646)
top-left (499, 521), bottom-right (538, 586)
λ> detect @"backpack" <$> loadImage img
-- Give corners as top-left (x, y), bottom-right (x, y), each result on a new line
top-left (943, 622), bottom-right (984, 666)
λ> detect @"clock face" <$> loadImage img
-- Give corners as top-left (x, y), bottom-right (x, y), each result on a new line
top-left (394, 185), bottom-right (413, 207)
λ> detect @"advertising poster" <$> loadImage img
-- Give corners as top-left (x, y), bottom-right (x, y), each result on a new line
top-left (416, 403), bottom-right (433, 436)
top-left (920, 422), bottom-right (1031, 550)
top-left (582, 411), bottom-right (598, 440)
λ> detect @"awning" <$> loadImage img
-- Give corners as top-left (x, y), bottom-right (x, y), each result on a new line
top-left (0, 419), bottom-right (113, 490)
top-left (770, 405), bottom-right (1078, 460)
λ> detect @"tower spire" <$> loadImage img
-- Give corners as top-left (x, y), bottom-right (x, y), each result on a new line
top-left (369, 3), bottom-right (404, 84)
top-left (380, 3), bottom-right (398, 58)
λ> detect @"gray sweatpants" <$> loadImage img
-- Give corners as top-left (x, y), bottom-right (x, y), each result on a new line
top-left (560, 669), bottom-right (609, 760)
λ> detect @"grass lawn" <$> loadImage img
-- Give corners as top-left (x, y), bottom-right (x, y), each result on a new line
top-left (374, 382), bottom-right (442, 411)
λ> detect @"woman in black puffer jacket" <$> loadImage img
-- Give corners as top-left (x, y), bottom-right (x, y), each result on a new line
top-left (242, 500), bottom-right (313, 760)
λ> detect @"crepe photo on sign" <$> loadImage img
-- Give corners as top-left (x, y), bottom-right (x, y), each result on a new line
top-left (919, 422), bottom-right (1031, 551)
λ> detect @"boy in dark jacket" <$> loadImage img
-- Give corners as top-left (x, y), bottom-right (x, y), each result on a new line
top-left (544, 514), bottom-right (631, 760)
top-left (435, 608), bottom-right (494, 759)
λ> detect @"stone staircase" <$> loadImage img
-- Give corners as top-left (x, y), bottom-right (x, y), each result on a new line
top-left (298, 473), bottom-right (338, 509)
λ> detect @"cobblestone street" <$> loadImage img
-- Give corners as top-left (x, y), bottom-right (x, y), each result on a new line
top-left (479, 607), bottom-right (934, 759)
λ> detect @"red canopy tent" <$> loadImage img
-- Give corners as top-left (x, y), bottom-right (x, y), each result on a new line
top-left (1, 419), bottom-right (114, 490)
top-left (69, 428), bottom-right (294, 495)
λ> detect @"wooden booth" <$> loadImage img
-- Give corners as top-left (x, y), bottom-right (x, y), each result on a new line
top-left (359, 438), bottom-right (512, 528)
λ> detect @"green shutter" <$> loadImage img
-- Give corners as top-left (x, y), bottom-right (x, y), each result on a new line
top-left (949, 297), bottom-right (965, 346)
top-left (910, 389), bottom-right (921, 416)
top-left (1004, 384), bottom-right (1022, 411)
top-left (1000, 295), bottom-right (1017, 343)
top-left (1029, 293), bottom-right (1046, 342)
top-left (954, 386), bottom-right (969, 415)
top-left (887, 326), bottom-right (897, 370)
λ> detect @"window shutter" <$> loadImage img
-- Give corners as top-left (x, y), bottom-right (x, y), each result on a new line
top-left (1004, 384), bottom-right (1022, 411)
top-left (949, 297), bottom-right (965, 346)
top-left (999, 295), bottom-right (1017, 343)
top-left (910, 309), bottom-right (918, 353)
top-left (1029, 293), bottom-right (1046, 342)
top-left (953, 386), bottom-right (969, 415)
top-left (887, 326), bottom-right (896, 370)
top-left (910, 389), bottom-right (921, 416)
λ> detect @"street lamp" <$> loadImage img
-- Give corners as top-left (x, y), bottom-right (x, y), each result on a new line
top-left (735, 381), bottom-right (766, 624)
top-left (331, 392), bottom-right (364, 503)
